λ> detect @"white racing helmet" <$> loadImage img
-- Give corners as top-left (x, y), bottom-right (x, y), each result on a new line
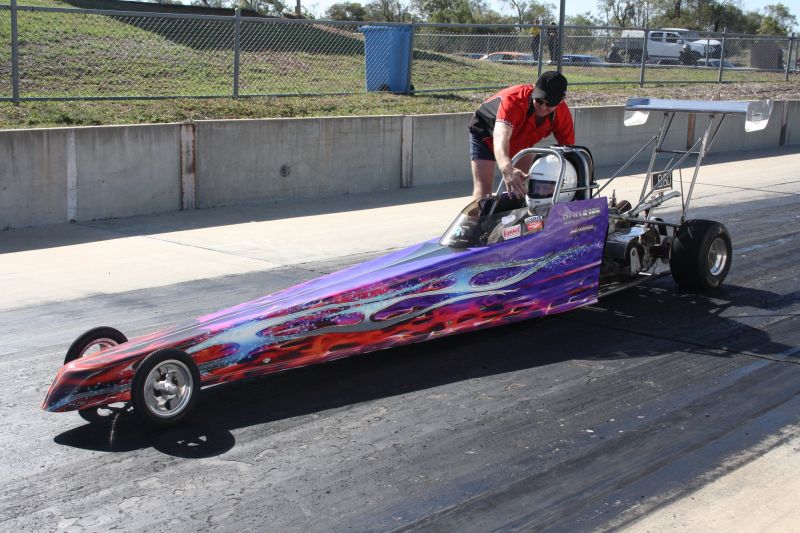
top-left (526, 154), bottom-right (578, 209)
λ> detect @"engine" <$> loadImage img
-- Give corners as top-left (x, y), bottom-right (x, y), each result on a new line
top-left (603, 225), bottom-right (663, 277)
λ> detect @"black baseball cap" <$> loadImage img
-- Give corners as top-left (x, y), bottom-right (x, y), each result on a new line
top-left (533, 71), bottom-right (568, 106)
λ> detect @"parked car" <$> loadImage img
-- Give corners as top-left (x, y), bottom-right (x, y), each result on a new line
top-left (454, 52), bottom-right (483, 60)
top-left (695, 58), bottom-right (737, 68)
top-left (549, 54), bottom-right (604, 66)
top-left (607, 28), bottom-right (722, 65)
top-left (646, 58), bottom-right (683, 66)
top-left (480, 52), bottom-right (537, 64)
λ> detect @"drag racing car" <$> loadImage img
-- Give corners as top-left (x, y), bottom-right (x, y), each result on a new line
top-left (42, 98), bottom-right (772, 427)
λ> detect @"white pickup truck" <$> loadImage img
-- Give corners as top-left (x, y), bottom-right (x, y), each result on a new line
top-left (607, 28), bottom-right (722, 65)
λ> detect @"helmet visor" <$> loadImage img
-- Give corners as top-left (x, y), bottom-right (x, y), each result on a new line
top-left (527, 178), bottom-right (556, 199)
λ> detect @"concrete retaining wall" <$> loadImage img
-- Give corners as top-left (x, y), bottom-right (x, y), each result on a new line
top-left (74, 125), bottom-right (181, 221)
top-left (195, 116), bottom-right (403, 208)
top-left (784, 100), bottom-right (800, 146)
top-left (410, 113), bottom-right (472, 188)
top-left (1, 100), bottom-right (797, 229)
top-left (0, 129), bottom-right (68, 228)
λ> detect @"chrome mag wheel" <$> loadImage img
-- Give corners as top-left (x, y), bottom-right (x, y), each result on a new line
top-left (142, 359), bottom-right (195, 419)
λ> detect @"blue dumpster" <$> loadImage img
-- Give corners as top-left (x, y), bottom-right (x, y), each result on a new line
top-left (359, 25), bottom-right (412, 93)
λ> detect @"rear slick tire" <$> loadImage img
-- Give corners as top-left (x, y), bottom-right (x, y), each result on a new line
top-left (670, 219), bottom-right (732, 290)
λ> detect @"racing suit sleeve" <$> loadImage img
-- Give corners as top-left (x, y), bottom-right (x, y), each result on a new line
top-left (552, 103), bottom-right (576, 145)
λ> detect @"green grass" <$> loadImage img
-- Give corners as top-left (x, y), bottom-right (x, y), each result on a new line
top-left (0, 0), bottom-right (795, 128)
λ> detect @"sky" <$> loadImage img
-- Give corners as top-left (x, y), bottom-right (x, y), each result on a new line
top-left (304, 0), bottom-right (800, 24)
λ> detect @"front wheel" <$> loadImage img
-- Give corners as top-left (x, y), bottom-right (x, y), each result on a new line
top-left (64, 326), bottom-right (128, 424)
top-left (670, 219), bottom-right (732, 290)
top-left (132, 349), bottom-right (200, 427)
top-left (65, 326), bottom-right (127, 365)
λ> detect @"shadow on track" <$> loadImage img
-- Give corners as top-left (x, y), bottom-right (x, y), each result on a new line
top-left (53, 282), bottom-right (798, 456)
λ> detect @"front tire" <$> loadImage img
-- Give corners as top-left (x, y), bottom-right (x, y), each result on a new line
top-left (64, 326), bottom-right (128, 424)
top-left (670, 219), bottom-right (732, 290)
top-left (132, 349), bottom-right (200, 427)
top-left (65, 326), bottom-right (127, 365)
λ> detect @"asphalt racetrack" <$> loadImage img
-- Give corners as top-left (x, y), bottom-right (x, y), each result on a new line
top-left (1, 147), bottom-right (799, 532)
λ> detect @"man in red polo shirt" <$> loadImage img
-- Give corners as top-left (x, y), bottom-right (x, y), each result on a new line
top-left (468, 71), bottom-right (575, 199)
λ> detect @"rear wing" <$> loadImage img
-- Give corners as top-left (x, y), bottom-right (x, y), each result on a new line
top-left (623, 97), bottom-right (773, 132)
top-left (596, 97), bottom-right (773, 225)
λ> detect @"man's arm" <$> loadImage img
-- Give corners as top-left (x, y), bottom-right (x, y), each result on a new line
top-left (493, 122), bottom-right (528, 198)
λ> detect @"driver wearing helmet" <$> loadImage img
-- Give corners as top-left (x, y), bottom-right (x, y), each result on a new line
top-left (487, 155), bottom-right (578, 244)
top-left (526, 154), bottom-right (578, 212)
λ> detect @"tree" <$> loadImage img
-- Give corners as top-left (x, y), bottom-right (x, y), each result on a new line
top-left (503, 0), bottom-right (555, 25)
top-left (364, 0), bottom-right (413, 21)
top-left (191, 0), bottom-right (226, 7)
top-left (758, 3), bottom-right (797, 35)
top-left (740, 10), bottom-right (763, 34)
top-left (469, 0), bottom-right (509, 24)
top-left (692, 0), bottom-right (739, 31)
top-left (567, 11), bottom-right (602, 26)
top-left (239, 0), bottom-right (287, 16)
top-left (598, 0), bottom-right (636, 27)
top-left (414, 0), bottom-right (468, 22)
top-left (326, 1), bottom-right (368, 19)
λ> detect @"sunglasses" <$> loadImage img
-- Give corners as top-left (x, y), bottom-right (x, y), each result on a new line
top-left (534, 97), bottom-right (560, 107)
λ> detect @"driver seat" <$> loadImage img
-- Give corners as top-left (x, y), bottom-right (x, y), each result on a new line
top-left (562, 146), bottom-right (596, 201)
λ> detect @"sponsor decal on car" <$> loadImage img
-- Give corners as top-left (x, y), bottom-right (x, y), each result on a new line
top-left (502, 225), bottom-right (522, 240)
top-left (524, 215), bottom-right (544, 233)
top-left (501, 214), bottom-right (517, 225)
top-left (570, 224), bottom-right (596, 236)
top-left (562, 206), bottom-right (601, 223)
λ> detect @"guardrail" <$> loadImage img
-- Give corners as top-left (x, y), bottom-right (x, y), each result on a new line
top-left (0, 0), bottom-right (797, 103)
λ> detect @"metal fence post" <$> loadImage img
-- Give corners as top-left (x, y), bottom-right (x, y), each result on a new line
top-left (785, 33), bottom-right (794, 81)
top-left (556, 1), bottom-right (565, 73)
top-left (537, 18), bottom-right (544, 78)
top-left (639, 25), bottom-right (648, 87)
top-left (718, 27), bottom-right (727, 83)
top-left (406, 19), bottom-right (415, 94)
top-left (10, 0), bottom-right (19, 104)
top-left (233, 8), bottom-right (241, 98)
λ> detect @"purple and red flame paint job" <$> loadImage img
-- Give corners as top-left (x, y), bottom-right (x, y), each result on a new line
top-left (42, 199), bottom-right (608, 414)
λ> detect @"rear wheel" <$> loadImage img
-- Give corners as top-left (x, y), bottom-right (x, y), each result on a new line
top-left (670, 219), bottom-right (732, 290)
top-left (132, 349), bottom-right (200, 427)
top-left (64, 326), bottom-right (128, 424)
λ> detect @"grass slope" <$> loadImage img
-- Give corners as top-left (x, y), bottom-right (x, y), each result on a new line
top-left (0, 0), bottom-right (794, 128)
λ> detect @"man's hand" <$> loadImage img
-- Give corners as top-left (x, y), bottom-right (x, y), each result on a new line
top-left (501, 164), bottom-right (528, 198)
top-left (493, 122), bottom-right (527, 198)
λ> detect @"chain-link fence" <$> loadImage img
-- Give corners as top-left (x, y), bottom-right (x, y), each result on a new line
top-left (0, 7), bottom-right (10, 99)
top-left (0, 2), bottom-right (796, 102)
